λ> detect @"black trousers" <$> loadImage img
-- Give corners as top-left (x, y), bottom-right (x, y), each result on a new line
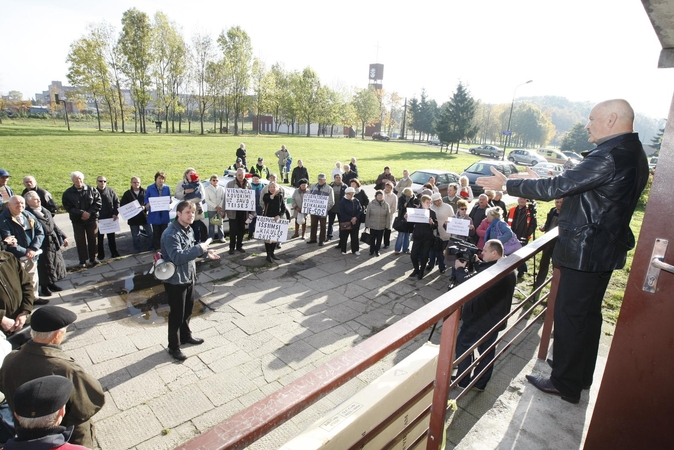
top-left (72, 221), bottom-right (98, 263)
top-left (97, 232), bottom-right (117, 258)
top-left (310, 215), bottom-right (327, 243)
top-left (164, 280), bottom-right (195, 350)
top-left (533, 244), bottom-right (555, 295)
top-left (411, 238), bottom-right (433, 272)
top-left (383, 228), bottom-right (392, 247)
top-left (229, 212), bottom-right (247, 251)
top-left (369, 229), bottom-right (384, 254)
top-left (339, 228), bottom-right (359, 253)
top-left (152, 223), bottom-right (168, 252)
top-left (456, 323), bottom-right (499, 389)
top-left (551, 266), bottom-right (612, 399)
top-left (327, 212), bottom-right (338, 238)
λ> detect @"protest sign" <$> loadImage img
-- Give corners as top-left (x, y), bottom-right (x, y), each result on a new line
top-left (149, 196), bottom-right (171, 212)
top-left (407, 208), bottom-right (430, 223)
top-left (225, 188), bottom-right (256, 211)
top-left (118, 200), bottom-right (142, 221)
top-left (301, 194), bottom-right (329, 217)
top-left (98, 218), bottom-right (121, 234)
top-left (446, 218), bottom-right (471, 236)
top-left (254, 216), bottom-right (290, 242)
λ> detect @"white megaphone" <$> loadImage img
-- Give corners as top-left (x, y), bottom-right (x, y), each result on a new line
top-left (150, 252), bottom-right (176, 281)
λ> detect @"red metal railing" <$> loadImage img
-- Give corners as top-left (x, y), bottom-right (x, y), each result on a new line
top-left (177, 230), bottom-right (559, 450)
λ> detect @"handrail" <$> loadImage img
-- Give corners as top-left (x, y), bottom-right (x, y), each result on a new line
top-left (177, 229), bottom-right (559, 450)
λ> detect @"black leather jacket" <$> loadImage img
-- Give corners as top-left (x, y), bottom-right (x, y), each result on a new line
top-left (507, 132), bottom-right (648, 272)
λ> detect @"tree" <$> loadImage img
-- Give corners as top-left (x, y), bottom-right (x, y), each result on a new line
top-left (435, 82), bottom-right (478, 153)
top-left (293, 67), bottom-right (322, 137)
top-left (650, 126), bottom-right (665, 155)
top-left (217, 26), bottom-right (253, 135)
top-left (191, 32), bottom-right (215, 135)
top-left (152, 12), bottom-right (187, 133)
top-left (407, 96), bottom-right (420, 141)
top-left (251, 58), bottom-right (270, 135)
top-left (267, 63), bottom-right (288, 133)
top-left (560, 122), bottom-right (595, 152)
top-left (118, 8), bottom-right (154, 133)
top-left (352, 87), bottom-right (379, 139)
top-left (510, 103), bottom-right (555, 147)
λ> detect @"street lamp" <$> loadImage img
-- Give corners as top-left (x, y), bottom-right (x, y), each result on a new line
top-left (54, 93), bottom-right (70, 131)
top-left (502, 80), bottom-right (533, 160)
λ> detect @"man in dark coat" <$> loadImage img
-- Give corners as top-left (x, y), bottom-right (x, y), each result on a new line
top-left (236, 143), bottom-right (247, 168)
top-left (468, 194), bottom-right (489, 245)
top-left (0, 306), bottom-right (106, 448)
top-left (61, 172), bottom-right (101, 268)
top-left (0, 250), bottom-right (33, 336)
top-left (291, 159), bottom-right (309, 188)
top-left (95, 176), bottom-right (120, 259)
top-left (533, 198), bottom-right (563, 300)
top-left (507, 197), bottom-right (537, 278)
top-left (22, 176), bottom-right (58, 215)
top-left (454, 239), bottom-right (517, 390)
top-left (120, 177), bottom-right (154, 253)
top-left (374, 166), bottom-right (396, 190)
top-left (477, 99), bottom-right (649, 403)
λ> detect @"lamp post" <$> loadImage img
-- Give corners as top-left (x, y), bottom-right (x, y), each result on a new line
top-left (502, 80), bottom-right (532, 160)
top-left (54, 93), bottom-right (70, 131)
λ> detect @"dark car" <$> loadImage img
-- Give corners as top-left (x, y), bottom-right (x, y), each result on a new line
top-left (371, 132), bottom-right (390, 141)
top-left (408, 169), bottom-right (460, 197)
top-left (460, 160), bottom-right (519, 196)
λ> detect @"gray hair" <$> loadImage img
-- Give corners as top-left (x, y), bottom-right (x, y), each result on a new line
top-left (14, 409), bottom-right (62, 429)
top-left (31, 328), bottom-right (64, 343)
top-left (70, 171), bottom-right (84, 181)
top-left (486, 206), bottom-right (503, 219)
top-left (23, 175), bottom-right (36, 184)
top-left (23, 191), bottom-right (40, 202)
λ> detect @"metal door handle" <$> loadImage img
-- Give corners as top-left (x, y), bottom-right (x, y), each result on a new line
top-left (643, 239), bottom-right (673, 293)
top-left (652, 257), bottom-right (674, 274)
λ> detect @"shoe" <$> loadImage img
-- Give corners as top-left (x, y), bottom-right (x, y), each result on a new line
top-left (246, 236), bottom-right (252, 241)
top-left (79, 261), bottom-right (87, 269)
top-left (111, 253), bottom-right (121, 258)
top-left (473, 387), bottom-right (485, 392)
top-left (237, 248), bottom-right (245, 253)
top-left (89, 260), bottom-right (100, 267)
top-left (417, 273), bottom-right (424, 280)
top-left (34, 298), bottom-right (50, 305)
top-left (369, 252), bottom-right (374, 256)
top-left (545, 359), bottom-right (591, 389)
top-left (228, 249), bottom-right (235, 255)
top-left (376, 252), bottom-right (380, 256)
top-left (342, 252), bottom-right (347, 255)
top-left (41, 286), bottom-right (52, 296)
top-left (394, 251), bottom-right (401, 255)
top-left (409, 270), bottom-right (419, 277)
top-left (383, 245), bottom-right (389, 249)
top-left (292, 234), bottom-right (299, 239)
top-left (426, 266), bottom-right (433, 272)
top-left (404, 251), bottom-right (411, 254)
top-left (326, 236), bottom-right (332, 241)
top-left (318, 242), bottom-right (324, 247)
top-left (440, 268), bottom-right (446, 274)
top-left (276, 243), bottom-right (281, 249)
top-left (525, 374), bottom-right (579, 404)
top-left (97, 254), bottom-right (105, 261)
top-left (307, 240), bottom-right (317, 244)
top-left (271, 254), bottom-right (280, 260)
top-left (547, 358), bottom-right (554, 368)
top-left (266, 256), bottom-right (273, 263)
top-left (181, 336), bottom-right (204, 345)
top-left (48, 284), bottom-right (63, 292)
top-left (354, 251), bottom-right (361, 256)
top-left (168, 348), bottom-right (188, 361)
top-left (334, 245), bottom-right (341, 249)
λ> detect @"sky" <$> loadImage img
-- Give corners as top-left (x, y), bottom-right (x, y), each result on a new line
top-left (1, 0), bottom-right (672, 119)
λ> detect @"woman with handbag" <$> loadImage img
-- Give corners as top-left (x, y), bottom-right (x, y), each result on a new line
top-left (262, 182), bottom-right (287, 262)
top-left (204, 174), bottom-right (225, 241)
top-left (365, 191), bottom-right (391, 256)
top-left (338, 187), bottom-right (362, 255)
top-left (291, 178), bottom-right (308, 239)
top-left (407, 194), bottom-right (438, 280)
top-left (349, 179), bottom-right (369, 225)
top-left (484, 206), bottom-right (521, 255)
top-left (394, 188), bottom-right (418, 255)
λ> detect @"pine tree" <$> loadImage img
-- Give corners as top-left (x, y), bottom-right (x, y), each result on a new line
top-left (560, 123), bottom-right (595, 152)
top-left (435, 82), bottom-right (478, 153)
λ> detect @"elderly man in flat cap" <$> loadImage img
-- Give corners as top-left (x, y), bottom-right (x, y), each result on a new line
top-left (5, 375), bottom-right (90, 449)
top-left (0, 306), bottom-right (105, 448)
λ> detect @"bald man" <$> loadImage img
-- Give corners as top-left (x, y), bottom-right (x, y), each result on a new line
top-left (477, 99), bottom-right (649, 404)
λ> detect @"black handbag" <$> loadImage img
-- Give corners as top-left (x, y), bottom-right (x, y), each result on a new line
top-left (360, 228), bottom-right (371, 244)
top-left (433, 235), bottom-right (445, 253)
top-left (393, 216), bottom-right (407, 232)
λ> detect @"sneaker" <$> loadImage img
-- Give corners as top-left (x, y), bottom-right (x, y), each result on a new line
top-left (354, 251), bottom-right (361, 256)
top-left (342, 252), bottom-right (347, 255)
top-left (394, 251), bottom-right (401, 255)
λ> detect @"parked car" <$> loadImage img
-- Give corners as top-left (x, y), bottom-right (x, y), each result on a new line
top-left (508, 149), bottom-right (546, 166)
top-left (562, 151), bottom-right (583, 164)
top-left (649, 156), bottom-right (659, 171)
top-left (427, 137), bottom-right (441, 145)
top-left (536, 148), bottom-right (567, 164)
top-left (371, 132), bottom-right (390, 141)
top-left (469, 145), bottom-right (503, 158)
top-left (531, 162), bottom-right (564, 178)
top-left (408, 169), bottom-right (461, 197)
top-left (460, 160), bottom-right (519, 196)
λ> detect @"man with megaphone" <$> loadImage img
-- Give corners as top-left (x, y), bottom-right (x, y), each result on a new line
top-left (161, 200), bottom-right (220, 361)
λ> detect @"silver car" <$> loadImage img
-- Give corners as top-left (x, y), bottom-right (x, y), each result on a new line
top-left (531, 162), bottom-right (564, 178)
top-left (469, 145), bottom-right (503, 158)
top-left (508, 149), bottom-right (546, 166)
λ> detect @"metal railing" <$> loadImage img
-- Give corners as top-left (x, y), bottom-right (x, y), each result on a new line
top-left (177, 230), bottom-right (559, 450)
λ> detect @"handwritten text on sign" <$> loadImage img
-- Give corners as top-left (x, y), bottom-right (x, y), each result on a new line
top-left (225, 188), bottom-right (256, 211)
top-left (254, 216), bottom-right (290, 242)
top-left (301, 194), bottom-right (329, 217)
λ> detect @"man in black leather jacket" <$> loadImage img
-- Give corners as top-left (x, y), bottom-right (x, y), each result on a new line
top-left (477, 99), bottom-right (649, 404)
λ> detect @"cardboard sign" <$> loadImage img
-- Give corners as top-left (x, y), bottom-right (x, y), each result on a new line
top-left (148, 196), bottom-right (171, 212)
top-left (254, 216), bottom-right (290, 242)
top-left (98, 218), bottom-right (121, 234)
top-left (407, 208), bottom-right (430, 223)
top-left (301, 194), bottom-right (329, 217)
top-left (446, 217), bottom-right (471, 236)
top-left (118, 200), bottom-right (143, 221)
top-left (225, 188), bottom-right (256, 211)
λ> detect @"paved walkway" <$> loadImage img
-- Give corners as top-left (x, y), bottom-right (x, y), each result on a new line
top-left (33, 188), bottom-right (604, 450)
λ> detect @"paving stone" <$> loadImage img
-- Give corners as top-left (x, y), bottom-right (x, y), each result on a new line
top-left (197, 368), bottom-right (257, 406)
top-left (135, 422), bottom-right (199, 450)
top-left (149, 383), bottom-right (214, 429)
top-left (272, 339), bottom-right (319, 370)
top-left (86, 335), bottom-right (139, 364)
top-left (108, 370), bottom-right (168, 410)
top-left (191, 399), bottom-right (245, 433)
top-left (94, 392), bottom-right (121, 422)
top-left (62, 326), bottom-right (105, 351)
top-left (95, 404), bottom-right (163, 450)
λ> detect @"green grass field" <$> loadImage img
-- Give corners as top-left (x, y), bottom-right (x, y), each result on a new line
top-left (1, 119), bottom-right (646, 329)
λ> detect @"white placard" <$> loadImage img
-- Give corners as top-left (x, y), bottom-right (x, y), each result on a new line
top-left (445, 218), bottom-right (471, 236)
top-left (407, 208), bottom-right (430, 224)
top-left (301, 194), bottom-right (329, 217)
top-left (225, 188), bottom-right (256, 211)
top-left (254, 216), bottom-right (290, 242)
top-left (119, 200), bottom-right (143, 221)
top-left (149, 196), bottom-right (171, 212)
top-left (98, 218), bottom-right (121, 234)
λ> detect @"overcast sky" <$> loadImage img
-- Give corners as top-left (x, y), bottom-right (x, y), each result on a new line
top-left (1, 0), bottom-right (672, 119)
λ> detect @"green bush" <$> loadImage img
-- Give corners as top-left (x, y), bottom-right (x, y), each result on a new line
top-left (638, 174), bottom-right (652, 208)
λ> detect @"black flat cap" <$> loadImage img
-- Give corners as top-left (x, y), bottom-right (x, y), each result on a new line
top-left (30, 306), bottom-right (77, 332)
top-left (14, 375), bottom-right (73, 418)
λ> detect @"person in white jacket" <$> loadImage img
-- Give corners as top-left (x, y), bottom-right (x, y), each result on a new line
top-left (204, 174), bottom-right (225, 241)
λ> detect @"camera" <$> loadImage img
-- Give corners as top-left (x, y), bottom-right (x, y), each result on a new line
top-left (447, 237), bottom-right (481, 271)
top-left (526, 199), bottom-right (537, 218)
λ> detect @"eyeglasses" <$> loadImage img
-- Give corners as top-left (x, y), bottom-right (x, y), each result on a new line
top-left (459, 208), bottom-right (467, 210)
top-left (97, 180), bottom-right (107, 183)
